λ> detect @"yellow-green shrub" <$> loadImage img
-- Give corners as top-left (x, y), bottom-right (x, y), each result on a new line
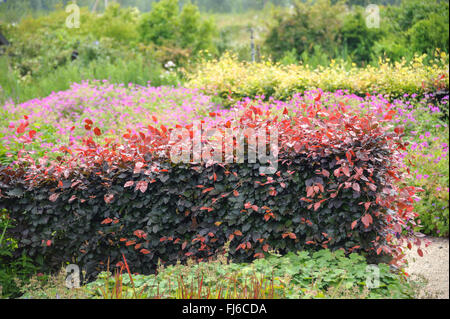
top-left (187, 52), bottom-right (449, 106)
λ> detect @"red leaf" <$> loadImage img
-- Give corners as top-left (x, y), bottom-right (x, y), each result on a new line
top-left (124, 181), bottom-right (134, 188)
top-left (361, 214), bottom-right (373, 228)
top-left (234, 230), bottom-right (243, 236)
top-left (140, 249), bottom-right (150, 255)
top-left (134, 162), bottom-right (144, 172)
top-left (202, 187), bottom-right (214, 194)
top-left (136, 180), bottom-right (148, 193)
top-left (125, 240), bottom-right (136, 246)
top-left (104, 194), bottom-right (114, 204)
top-left (352, 183), bottom-right (360, 192)
top-left (101, 218), bottom-right (113, 224)
top-left (49, 193), bottom-right (59, 202)
top-left (314, 202), bottom-right (321, 211)
top-left (417, 248), bottom-right (423, 257)
top-left (346, 151), bottom-right (352, 163)
top-left (46, 240), bottom-right (52, 247)
top-left (367, 183), bottom-right (377, 191)
top-left (134, 230), bottom-right (146, 238)
top-left (351, 220), bottom-right (358, 229)
top-left (333, 168), bottom-right (341, 177)
top-left (16, 121), bottom-right (29, 134)
top-left (342, 165), bottom-right (350, 177)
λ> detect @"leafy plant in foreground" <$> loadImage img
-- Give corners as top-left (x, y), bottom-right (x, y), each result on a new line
top-left (0, 99), bottom-right (425, 279)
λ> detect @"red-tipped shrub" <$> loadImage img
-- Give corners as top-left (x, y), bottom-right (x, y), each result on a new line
top-left (0, 102), bottom-right (425, 278)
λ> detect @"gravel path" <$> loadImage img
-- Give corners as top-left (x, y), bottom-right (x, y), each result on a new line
top-left (405, 236), bottom-right (449, 299)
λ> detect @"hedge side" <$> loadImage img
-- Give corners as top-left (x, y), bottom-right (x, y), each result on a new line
top-left (0, 102), bottom-right (423, 279)
top-left (187, 53), bottom-right (449, 107)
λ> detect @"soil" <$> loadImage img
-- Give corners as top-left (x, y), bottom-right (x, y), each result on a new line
top-left (405, 236), bottom-right (449, 299)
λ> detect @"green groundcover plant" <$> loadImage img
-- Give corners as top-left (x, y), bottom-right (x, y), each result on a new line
top-left (17, 248), bottom-right (418, 299)
top-left (83, 249), bottom-right (417, 299)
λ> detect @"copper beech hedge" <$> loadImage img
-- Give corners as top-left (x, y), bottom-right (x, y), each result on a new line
top-left (0, 101), bottom-right (427, 279)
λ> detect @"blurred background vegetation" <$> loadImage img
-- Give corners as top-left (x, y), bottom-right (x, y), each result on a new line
top-left (0, 0), bottom-right (448, 103)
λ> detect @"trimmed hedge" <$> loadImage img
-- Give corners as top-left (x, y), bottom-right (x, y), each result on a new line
top-left (187, 53), bottom-right (449, 107)
top-left (0, 101), bottom-right (423, 279)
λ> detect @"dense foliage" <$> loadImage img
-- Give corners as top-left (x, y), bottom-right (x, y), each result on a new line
top-left (1, 85), bottom-right (447, 240)
top-left (187, 52), bottom-right (449, 106)
top-left (264, 0), bottom-right (449, 65)
top-left (0, 95), bottom-right (426, 279)
top-left (139, 0), bottom-right (217, 63)
top-left (0, 0), bottom-right (448, 301)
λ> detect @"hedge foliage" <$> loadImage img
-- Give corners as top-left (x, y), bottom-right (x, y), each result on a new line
top-left (187, 52), bottom-right (449, 106)
top-left (0, 100), bottom-right (425, 279)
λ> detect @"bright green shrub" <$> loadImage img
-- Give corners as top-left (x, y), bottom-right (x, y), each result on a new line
top-left (408, 13), bottom-right (449, 54)
top-left (138, 0), bottom-right (217, 62)
top-left (264, 0), bottom-right (345, 62)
